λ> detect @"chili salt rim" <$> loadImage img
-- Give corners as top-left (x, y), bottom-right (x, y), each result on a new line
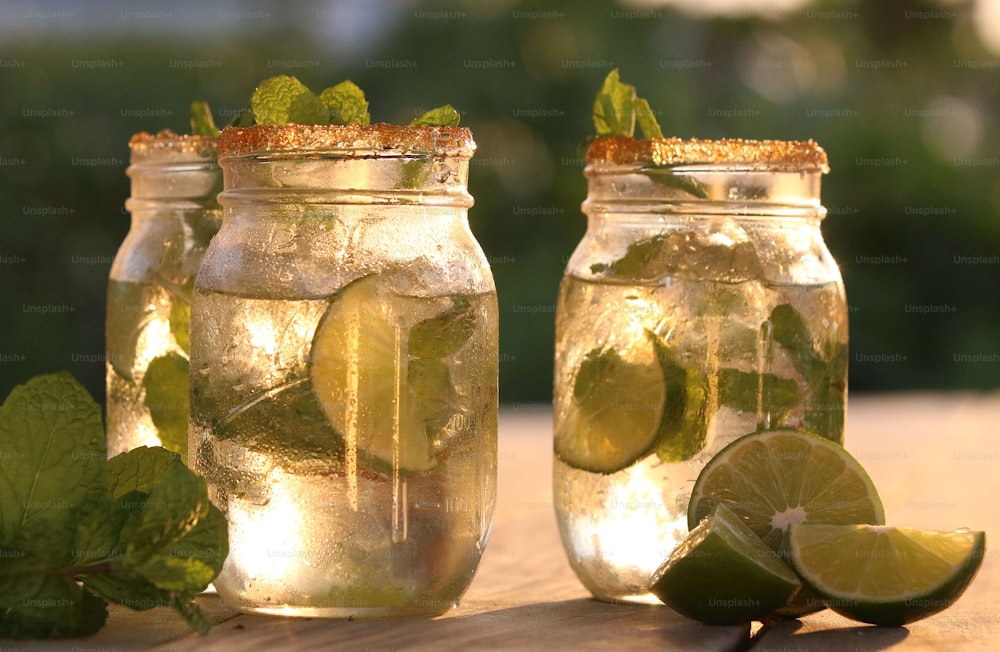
top-left (218, 123), bottom-right (475, 159)
top-left (586, 137), bottom-right (829, 173)
top-left (129, 130), bottom-right (218, 162)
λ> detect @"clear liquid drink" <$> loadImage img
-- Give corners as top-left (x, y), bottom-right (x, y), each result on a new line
top-left (106, 131), bottom-right (220, 461)
top-left (553, 138), bottom-right (847, 603)
top-left (190, 124), bottom-right (497, 617)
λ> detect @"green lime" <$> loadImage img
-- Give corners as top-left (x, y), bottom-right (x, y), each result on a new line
top-left (687, 429), bottom-right (886, 617)
top-left (311, 275), bottom-right (435, 473)
top-left (554, 331), bottom-right (670, 474)
top-left (688, 429), bottom-right (885, 548)
top-left (649, 503), bottom-right (801, 624)
top-left (788, 523), bottom-right (986, 626)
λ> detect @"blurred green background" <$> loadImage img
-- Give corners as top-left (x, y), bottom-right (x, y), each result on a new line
top-left (1, 0), bottom-right (998, 406)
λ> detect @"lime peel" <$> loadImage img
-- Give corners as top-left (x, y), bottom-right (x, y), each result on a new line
top-left (649, 503), bottom-right (801, 625)
top-left (788, 523), bottom-right (987, 626)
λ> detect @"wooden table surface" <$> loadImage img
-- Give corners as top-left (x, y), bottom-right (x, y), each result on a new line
top-left (7, 392), bottom-right (999, 651)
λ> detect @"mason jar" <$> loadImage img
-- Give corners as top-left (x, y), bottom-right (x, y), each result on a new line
top-left (553, 137), bottom-right (847, 603)
top-left (107, 130), bottom-right (221, 462)
top-left (190, 123), bottom-right (498, 618)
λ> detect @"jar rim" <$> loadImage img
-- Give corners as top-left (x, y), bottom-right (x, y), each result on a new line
top-left (129, 130), bottom-right (218, 162)
top-left (586, 137), bottom-right (829, 173)
top-left (218, 123), bottom-right (475, 160)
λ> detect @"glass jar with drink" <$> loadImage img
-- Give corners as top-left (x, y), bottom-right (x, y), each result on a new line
top-left (106, 130), bottom-right (221, 462)
top-left (190, 123), bottom-right (498, 617)
top-left (553, 136), bottom-right (847, 603)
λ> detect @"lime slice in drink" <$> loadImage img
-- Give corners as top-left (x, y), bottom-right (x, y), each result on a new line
top-left (649, 504), bottom-right (801, 625)
top-left (788, 523), bottom-right (986, 626)
top-left (311, 275), bottom-right (435, 473)
top-left (554, 331), bottom-right (671, 474)
top-left (688, 429), bottom-right (886, 547)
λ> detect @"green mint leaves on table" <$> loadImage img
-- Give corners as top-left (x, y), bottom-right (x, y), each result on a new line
top-left (593, 68), bottom-right (662, 139)
top-left (0, 373), bottom-right (227, 639)
top-left (235, 75), bottom-right (460, 128)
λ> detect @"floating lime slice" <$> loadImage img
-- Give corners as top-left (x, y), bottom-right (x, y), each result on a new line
top-left (554, 331), bottom-right (669, 474)
top-left (311, 276), bottom-right (435, 473)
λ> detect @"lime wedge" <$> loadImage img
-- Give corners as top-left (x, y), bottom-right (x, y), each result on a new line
top-left (649, 504), bottom-right (801, 624)
top-left (554, 331), bottom-right (669, 474)
top-left (788, 523), bottom-right (986, 626)
top-left (311, 275), bottom-right (435, 473)
top-left (688, 429), bottom-right (885, 547)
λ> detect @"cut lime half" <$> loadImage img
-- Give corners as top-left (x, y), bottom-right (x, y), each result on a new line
top-left (688, 429), bottom-right (886, 548)
top-left (788, 523), bottom-right (986, 626)
top-left (649, 504), bottom-right (801, 625)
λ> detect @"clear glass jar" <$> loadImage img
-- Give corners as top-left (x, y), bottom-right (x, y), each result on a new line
top-left (106, 131), bottom-right (221, 462)
top-left (190, 124), bottom-right (498, 618)
top-left (553, 137), bottom-right (847, 603)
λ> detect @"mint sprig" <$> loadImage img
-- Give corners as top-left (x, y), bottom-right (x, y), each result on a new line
top-left (233, 75), bottom-right (460, 128)
top-left (0, 373), bottom-right (227, 638)
top-left (593, 68), bottom-right (662, 139)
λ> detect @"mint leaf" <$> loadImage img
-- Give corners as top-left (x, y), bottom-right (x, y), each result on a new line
top-left (592, 233), bottom-right (671, 278)
top-left (320, 80), bottom-right (371, 125)
top-left (769, 303), bottom-right (846, 439)
top-left (639, 166), bottom-right (710, 198)
top-left (153, 505), bottom-right (227, 588)
top-left (168, 278), bottom-right (194, 355)
top-left (0, 372), bottom-right (106, 542)
top-left (251, 75), bottom-right (328, 125)
top-left (0, 585), bottom-right (107, 639)
top-left (593, 68), bottom-right (636, 137)
top-left (409, 297), bottom-right (476, 358)
top-left (634, 97), bottom-right (663, 139)
top-left (71, 492), bottom-right (139, 568)
top-left (125, 463), bottom-right (209, 568)
top-left (107, 446), bottom-right (182, 498)
top-left (142, 353), bottom-right (190, 461)
top-left (770, 304), bottom-right (823, 376)
top-left (718, 368), bottom-right (799, 418)
top-left (189, 101), bottom-right (219, 137)
top-left (411, 105), bottom-right (461, 127)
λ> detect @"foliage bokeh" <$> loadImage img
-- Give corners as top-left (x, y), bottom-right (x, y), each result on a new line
top-left (0, 0), bottom-right (998, 405)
